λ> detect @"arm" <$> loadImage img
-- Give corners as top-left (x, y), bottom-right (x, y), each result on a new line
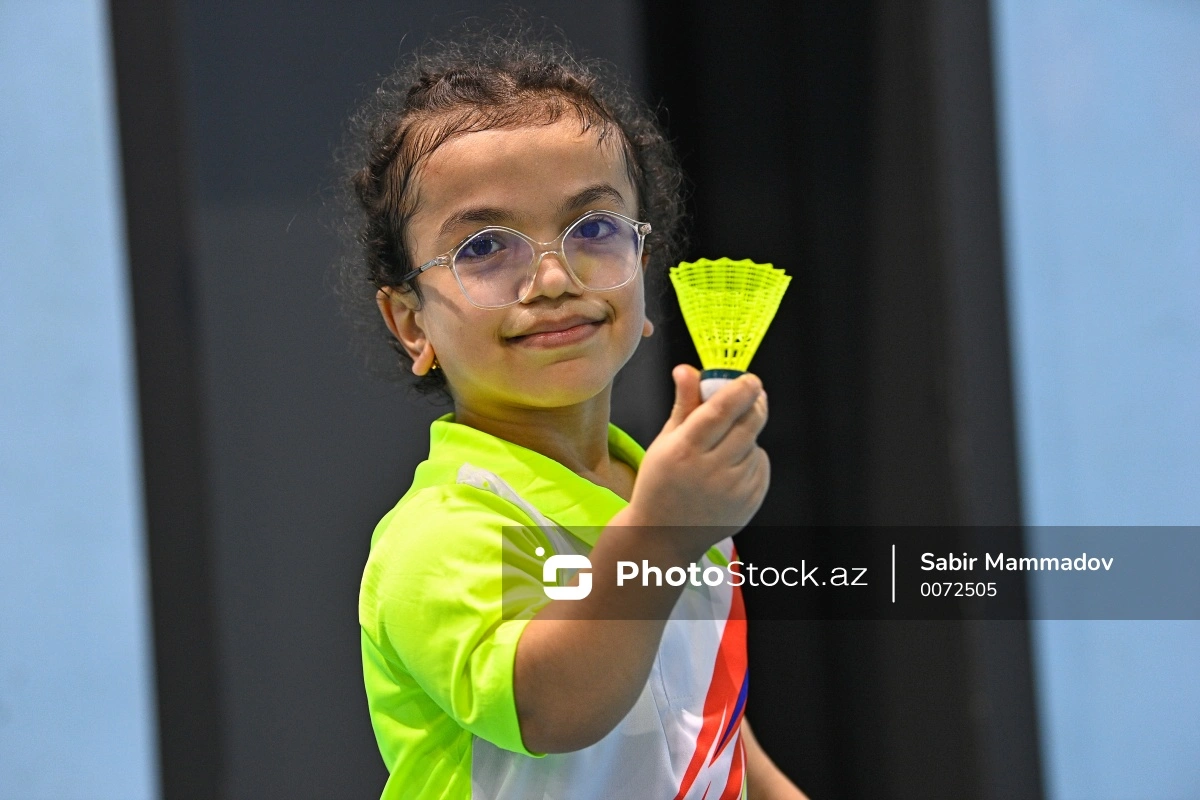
top-left (513, 518), bottom-right (693, 753)
top-left (514, 366), bottom-right (770, 753)
top-left (743, 718), bottom-right (809, 800)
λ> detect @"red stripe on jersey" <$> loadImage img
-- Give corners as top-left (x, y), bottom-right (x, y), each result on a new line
top-left (718, 734), bottom-right (746, 800)
top-left (671, 564), bottom-right (748, 800)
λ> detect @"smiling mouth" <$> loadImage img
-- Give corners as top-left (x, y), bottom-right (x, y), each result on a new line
top-left (509, 319), bottom-right (605, 347)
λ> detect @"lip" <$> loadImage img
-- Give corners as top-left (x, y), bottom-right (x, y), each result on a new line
top-left (508, 315), bottom-right (606, 348)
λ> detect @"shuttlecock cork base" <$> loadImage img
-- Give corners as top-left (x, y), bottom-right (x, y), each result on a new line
top-left (669, 258), bottom-right (791, 401)
top-left (694, 369), bottom-right (744, 401)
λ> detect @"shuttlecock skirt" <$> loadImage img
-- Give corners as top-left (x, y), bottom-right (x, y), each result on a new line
top-left (670, 257), bottom-right (791, 401)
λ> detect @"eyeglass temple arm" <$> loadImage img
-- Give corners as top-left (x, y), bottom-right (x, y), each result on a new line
top-left (396, 256), bottom-right (447, 285)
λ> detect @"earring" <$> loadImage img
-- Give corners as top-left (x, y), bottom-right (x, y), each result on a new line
top-left (430, 355), bottom-right (441, 371)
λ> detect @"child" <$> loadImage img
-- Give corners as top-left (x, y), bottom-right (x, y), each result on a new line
top-left (347, 25), bottom-right (807, 800)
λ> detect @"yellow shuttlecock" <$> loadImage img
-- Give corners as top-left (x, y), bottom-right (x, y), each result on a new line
top-left (669, 258), bottom-right (791, 400)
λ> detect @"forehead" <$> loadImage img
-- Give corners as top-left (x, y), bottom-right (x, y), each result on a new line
top-left (408, 119), bottom-right (636, 231)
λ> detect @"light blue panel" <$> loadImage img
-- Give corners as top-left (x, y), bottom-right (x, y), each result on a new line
top-left (0, 2), bottom-right (159, 799)
top-left (992, 0), bottom-right (1200, 525)
top-left (1029, 620), bottom-right (1200, 799)
top-left (992, 1), bottom-right (1200, 798)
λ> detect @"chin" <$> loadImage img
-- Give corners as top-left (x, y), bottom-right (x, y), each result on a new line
top-left (512, 367), bottom-right (615, 408)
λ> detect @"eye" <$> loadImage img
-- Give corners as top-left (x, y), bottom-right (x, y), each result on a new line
top-left (572, 214), bottom-right (620, 240)
top-left (460, 232), bottom-right (505, 260)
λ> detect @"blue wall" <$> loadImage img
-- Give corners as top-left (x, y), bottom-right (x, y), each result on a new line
top-left (0, 2), bottom-right (159, 798)
top-left (992, 0), bottom-right (1200, 797)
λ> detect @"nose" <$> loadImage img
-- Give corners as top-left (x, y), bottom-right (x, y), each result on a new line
top-left (522, 249), bottom-right (583, 302)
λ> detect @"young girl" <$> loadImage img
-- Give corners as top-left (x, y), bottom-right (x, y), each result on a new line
top-left (348, 27), bottom-right (807, 800)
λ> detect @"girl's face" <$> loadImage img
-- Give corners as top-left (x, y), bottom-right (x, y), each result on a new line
top-left (381, 118), bottom-right (651, 414)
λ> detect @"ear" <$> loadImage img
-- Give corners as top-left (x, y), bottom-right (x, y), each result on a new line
top-left (376, 288), bottom-right (437, 376)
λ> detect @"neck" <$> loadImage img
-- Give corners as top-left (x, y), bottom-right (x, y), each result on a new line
top-left (453, 389), bottom-right (614, 476)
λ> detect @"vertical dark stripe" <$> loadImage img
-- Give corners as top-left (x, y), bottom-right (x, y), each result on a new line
top-left (643, 0), bottom-right (1042, 797)
top-left (107, 2), bottom-right (223, 797)
top-left (924, 2), bottom-right (1044, 795)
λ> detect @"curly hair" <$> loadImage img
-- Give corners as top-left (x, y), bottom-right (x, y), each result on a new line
top-left (340, 22), bottom-right (686, 397)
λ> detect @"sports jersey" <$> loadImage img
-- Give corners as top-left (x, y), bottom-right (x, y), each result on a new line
top-left (360, 414), bottom-right (748, 799)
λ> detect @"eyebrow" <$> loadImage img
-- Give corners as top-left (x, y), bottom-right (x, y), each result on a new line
top-left (437, 207), bottom-right (511, 240)
top-left (436, 183), bottom-right (630, 240)
top-left (559, 183), bottom-right (628, 214)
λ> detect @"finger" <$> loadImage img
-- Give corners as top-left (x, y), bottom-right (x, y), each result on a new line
top-left (683, 374), bottom-right (764, 451)
top-left (727, 435), bottom-right (761, 471)
top-left (735, 448), bottom-right (771, 509)
top-left (662, 364), bottom-right (702, 433)
top-left (685, 374), bottom-right (762, 451)
top-left (713, 395), bottom-right (769, 463)
top-left (757, 450), bottom-right (771, 504)
top-left (740, 388), bottom-right (769, 435)
top-left (715, 389), bottom-right (771, 481)
top-left (749, 449), bottom-right (771, 507)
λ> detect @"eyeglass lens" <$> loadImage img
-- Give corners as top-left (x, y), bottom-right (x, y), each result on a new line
top-left (452, 213), bottom-right (641, 307)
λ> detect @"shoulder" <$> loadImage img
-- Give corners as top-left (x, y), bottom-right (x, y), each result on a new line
top-left (360, 483), bottom-right (549, 631)
top-left (367, 482), bottom-right (539, 569)
top-left (390, 480), bottom-right (539, 528)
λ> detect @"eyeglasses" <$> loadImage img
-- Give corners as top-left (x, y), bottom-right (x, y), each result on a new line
top-left (399, 210), bottom-right (652, 309)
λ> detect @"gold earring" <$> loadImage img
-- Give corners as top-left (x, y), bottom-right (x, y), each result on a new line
top-left (430, 355), bottom-right (440, 371)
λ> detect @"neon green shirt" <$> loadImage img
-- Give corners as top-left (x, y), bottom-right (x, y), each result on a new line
top-left (360, 415), bottom-right (642, 797)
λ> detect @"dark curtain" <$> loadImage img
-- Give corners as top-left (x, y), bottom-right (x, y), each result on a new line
top-left (644, 2), bottom-right (1043, 798)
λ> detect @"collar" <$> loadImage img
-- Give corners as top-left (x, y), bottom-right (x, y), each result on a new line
top-left (413, 413), bottom-right (645, 546)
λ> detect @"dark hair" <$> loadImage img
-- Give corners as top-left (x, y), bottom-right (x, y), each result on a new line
top-left (341, 22), bottom-right (685, 397)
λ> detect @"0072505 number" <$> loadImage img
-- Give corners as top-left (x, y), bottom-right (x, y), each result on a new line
top-left (920, 582), bottom-right (997, 598)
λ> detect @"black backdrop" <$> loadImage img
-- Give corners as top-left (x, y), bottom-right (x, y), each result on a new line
top-left (109, 0), bottom-right (1042, 797)
top-left (644, 3), bottom-right (1041, 798)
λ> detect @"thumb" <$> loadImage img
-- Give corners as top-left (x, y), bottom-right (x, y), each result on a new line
top-left (663, 364), bottom-right (702, 432)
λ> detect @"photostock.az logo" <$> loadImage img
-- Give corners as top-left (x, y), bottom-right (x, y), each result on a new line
top-left (536, 546), bottom-right (592, 600)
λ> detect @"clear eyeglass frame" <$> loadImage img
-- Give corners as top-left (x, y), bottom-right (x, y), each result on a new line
top-left (397, 209), bottom-right (652, 309)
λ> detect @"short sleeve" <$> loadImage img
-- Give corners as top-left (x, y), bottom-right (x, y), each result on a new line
top-left (359, 484), bottom-right (553, 757)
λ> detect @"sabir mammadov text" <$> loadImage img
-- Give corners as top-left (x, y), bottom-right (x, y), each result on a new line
top-left (921, 552), bottom-right (1114, 572)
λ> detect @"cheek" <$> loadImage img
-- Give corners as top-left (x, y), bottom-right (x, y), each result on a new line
top-left (620, 280), bottom-right (648, 335)
top-left (416, 280), bottom-right (500, 357)
top-left (603, 283), bottom-right (648, 369)
top-left (427, 310), bottom-right (498, 360)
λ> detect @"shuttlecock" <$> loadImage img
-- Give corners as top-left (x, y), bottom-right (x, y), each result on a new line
top-left (669, 258), bottom-right (791, 400)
